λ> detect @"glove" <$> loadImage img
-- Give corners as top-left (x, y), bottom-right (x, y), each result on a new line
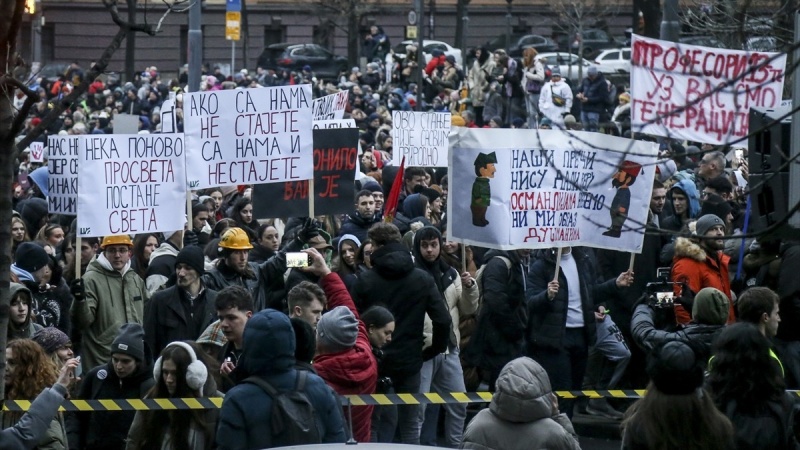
top-left (70, 279), bottom-right (86, 302)
top-left (183, 230), bottom-right (199, 247)
top-left (298, 218), bottom-right (322, 244)
top-left (675, 282), bottom-right (695, 312)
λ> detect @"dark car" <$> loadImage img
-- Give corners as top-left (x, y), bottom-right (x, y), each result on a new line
top-left (558, 28), bottom-right (621, 58)
top-left (679, 36), bottom-right (726, 48)
top-left (257, 43), bottom-right (348, 80)
top-left (485, 34), bottom-right (558, 57)
top-left (29, 62), bottom-right (70, 84)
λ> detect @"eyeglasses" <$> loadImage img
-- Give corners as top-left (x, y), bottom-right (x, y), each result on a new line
top-left (105, 247), bottom-right (129, 255)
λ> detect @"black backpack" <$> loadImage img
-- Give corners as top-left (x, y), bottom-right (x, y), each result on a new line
top-left (244, 371), bottom-right (322, 446)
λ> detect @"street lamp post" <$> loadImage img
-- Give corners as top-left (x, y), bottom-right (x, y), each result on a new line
top-left (505, 0), bottom-right (512, 52)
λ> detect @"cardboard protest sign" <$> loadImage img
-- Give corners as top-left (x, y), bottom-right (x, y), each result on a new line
top-left (631, 34), bottom-right (786, 145)
top-left (76, 134), bottom-right (187, 237)
top-left (311, 91), bottom-right (349, 121)
top-left (252, 128), bottom-right (359, 218)
top-left (448, 128), bottom-right (658, 252)
top-left (391, 111), bottom-right (451, 167)
top-left (160, 97), bottom-right (178, 134)
top-left (114, 113), bottom-right (140, 134)
top-left (29, 142), bottom-right (45, 163)
top-left (183, 84), bottom-right (313, 189)
top-left (47, 136), bottom-right (80, 215)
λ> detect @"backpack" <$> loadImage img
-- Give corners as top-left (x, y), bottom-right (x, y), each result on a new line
top-left (243, 371), bottom-right (322, 446)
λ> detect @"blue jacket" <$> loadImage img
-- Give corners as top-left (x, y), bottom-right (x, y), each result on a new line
top-left (578, 73), bottom-right (608, 113)
top-left (216, 310), bottom-right (346, 449)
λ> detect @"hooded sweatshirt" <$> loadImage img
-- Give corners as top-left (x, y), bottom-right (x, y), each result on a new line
top-left (313, 273), bottom-right (377, 443)
top-left (461, 357), bottom-right (580, 450)
top-left (216, 310), bottom-right (345, 449)
top-left (8, 283), bottom-right (42, 341)
top-left (72, 254), bottom-right (147, 371)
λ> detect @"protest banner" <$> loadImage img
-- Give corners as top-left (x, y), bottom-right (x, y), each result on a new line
top-left (391, 111), bottom-right (451, 167)
top-left (113, 113), bottom-right (140, 134)
top-left (76, 134), bottom-right (187, 237)
top-left (160, 97), bottom-right (178, 134)
top-left (183, 84), bottom-right (314, 189)
top-left (630, 34), bottom-right (787, 146)
top-left (311, 91), bottom-right (349, 121)
top-left (312, 119), bottom-right (357, 129)
top-left (47, 136), bottom-right (80, 215)
top-left (448, 128), bottom-right (658, 252)
top-left (29, 142), bottom-right (45, 163)
top-left (252, 128), bottom-right (359, 218)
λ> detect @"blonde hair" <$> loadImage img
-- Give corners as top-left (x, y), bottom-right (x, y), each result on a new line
top-left (522, 47), bottom-right (539, 68)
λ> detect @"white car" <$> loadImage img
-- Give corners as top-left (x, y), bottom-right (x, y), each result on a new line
top-left (536, 52), bottom-right (609, 83)
top-left (393, 40), bottom-right (463, 67)
top-left (594, 48), bottom-right (631, 73)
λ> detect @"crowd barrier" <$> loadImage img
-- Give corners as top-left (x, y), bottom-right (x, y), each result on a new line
top-left (2, 390), bottom-right (658, 411)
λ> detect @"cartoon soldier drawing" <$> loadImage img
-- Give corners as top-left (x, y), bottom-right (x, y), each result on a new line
top-left (603, 160), bottom-right (642, 238)
top-left (471, 151), bottom-right (497, 227)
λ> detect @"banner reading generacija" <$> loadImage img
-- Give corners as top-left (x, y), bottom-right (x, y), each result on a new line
top-left (630, 34), bottom-right (786, 146)
top-left (76, 134), bottom-right (187, 237)
top-left (311, 91), bottom-right (349, 121)
top-left (183, 84), bottom-right (313, 189)
top-left (448, 128), bottom-right (658, 252)
top-left (47, 136), bottom-right (79, 215)
top-left (391, 111), bottom-right (451, 167)
top-left (252, 128), bottom-right (359, 218)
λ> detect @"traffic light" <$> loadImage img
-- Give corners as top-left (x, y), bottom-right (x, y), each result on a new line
top-left (24, 0), bottom-right (35, 14)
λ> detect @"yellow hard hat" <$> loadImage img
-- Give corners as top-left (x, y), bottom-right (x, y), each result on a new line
top-left (101, 235), bottom-right (133, 248)
top-left (219, 227), bottom-right (253, 250)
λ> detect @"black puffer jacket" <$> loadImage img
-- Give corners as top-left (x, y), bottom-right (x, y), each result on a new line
top-left (462, 250), bottom-right (527, 377)
top-left (22, 278), bottom-right (72, 335)
top-left (66, 361), bottom-right (154, 450)
top-left (630, 303), bottom-right (724, 365)
top-left (352, 242), bottom-right (451, 379)
top-left (525, 247), bottom-right (618, 350)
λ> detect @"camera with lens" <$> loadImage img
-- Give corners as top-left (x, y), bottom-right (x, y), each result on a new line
top-left (644, 267), bottom-right (677, 309)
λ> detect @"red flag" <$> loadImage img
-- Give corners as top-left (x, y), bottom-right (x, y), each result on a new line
top-left (383, 157), bottom-right (405, 223)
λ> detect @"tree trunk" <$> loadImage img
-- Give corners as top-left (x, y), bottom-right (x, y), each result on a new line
top-left (126, 0), bottom-right (136, 81)
top-left (454, 0), bottom-right (468, 57)
top-left (347, 3), bottom-right (359, 67)
top-left (241, 0), bottom-right (249, 71)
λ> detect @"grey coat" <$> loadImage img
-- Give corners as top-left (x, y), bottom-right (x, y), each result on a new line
top-left (460, 357), bottom-right (581, 450)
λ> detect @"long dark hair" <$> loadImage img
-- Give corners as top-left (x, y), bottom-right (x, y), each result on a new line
top-left (132, 233), bottom-right (159, 280)
top-left (231, 198), bottom-right (257, 240)
top-left (135, 343), bottom-right (213, 450)
top-left (622, 381), bottom-right (733, 450)
top-left (707, 322), bottom-right (785, 412)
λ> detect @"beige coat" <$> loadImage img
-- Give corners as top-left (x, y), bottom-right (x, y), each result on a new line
top-left (423, 269), bottom-right (479, 351)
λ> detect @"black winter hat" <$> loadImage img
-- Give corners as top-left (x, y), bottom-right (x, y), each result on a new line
top-left (111, 323), bottom-right (146, 362)
top-left (175, 245), bottom-right (205, 275)
top-left (646, 341), bottom-right (704, 395)
top-left (15, 242), bottom-right (49, 273)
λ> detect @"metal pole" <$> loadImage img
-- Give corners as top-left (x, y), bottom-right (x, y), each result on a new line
top-left (188, 0), bottom-right (203, 92)
top-left (789, 12), bottom-right (800, 228)
top-left (659, 0), bottom-right (680, 42)
top-left (505, 3), bottom-right (512, 52)
top-left (231, 41), bottom-right (236, 76)
top-left (416, 0), bottom-right (425, 111)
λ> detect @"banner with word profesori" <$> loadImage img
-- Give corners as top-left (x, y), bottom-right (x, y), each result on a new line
top-left (447, 128), bottom-right (658, 252)
top-left (76, 134), bottom-right (187, 237)
top-left (630, 34), bottom-right (787, 146)
top-left (183, 84), bottom-right (314, 189)
top-left (47, 136), bottom-right (80, 215)
top-left (252, 128), bottom-right (360, 218)
top-left (311, 91), bottom-right (349, 121)
top-left (391, 111), bottom-right (451, 167)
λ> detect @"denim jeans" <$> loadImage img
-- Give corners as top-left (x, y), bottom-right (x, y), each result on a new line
top-left (417, 348), bottom-right (467, 448)
top-left (581, 111), bottom-right (600, 132)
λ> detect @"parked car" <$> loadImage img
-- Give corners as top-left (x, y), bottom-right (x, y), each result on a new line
top-left (483, 32), bottom-right (534, 53)
top-left (393, 40), bottom-right (463, 66)
top-left (537, 52), bottom-right (608, 83)
top-left (28, 62), bottom-right (69, 85)
top-left (594, 48), bottom-right (631, 73)
top-left (256, 43), bottom-right (348, 79)
top-left (558, 29), bottom-right (621, 58)
top-left (678, 36), bottom-right (726, 49)
top-left (508, 35), bottom-right (559, 57)
top-left (744, 36), bottom-right (780, 52)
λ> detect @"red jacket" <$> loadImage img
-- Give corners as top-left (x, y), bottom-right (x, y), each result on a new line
top-left (314, 273), bottom-right (378, 443)
top-left (671, 237), bottom-right (734, 325)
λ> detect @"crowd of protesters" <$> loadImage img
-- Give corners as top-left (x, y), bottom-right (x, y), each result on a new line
top-left (6, 24), bottom-right (800, 450)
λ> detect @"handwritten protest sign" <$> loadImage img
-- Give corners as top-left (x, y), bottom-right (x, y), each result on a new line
top-left (311, 91), bottom-right (349, 121)
top-left (448, 128), bottom-right (658, 252)
top-left (160, 97), bottom-right (178, 134)
top-left (253, 128), bottom-right (359, 218)
top-left (630, 34), bottom-right (786, 145)
top-left (76, 134), bottom-right (187, 237)
top-left (29, 142), bottom-right (45, 163)
top-left (183, 85), bottom-right (313, 189)
top-left (312, 119), bottom-right (356, 129)
top-left (391, 111), bottom-right (451, 167)
top-left (47, 136), bottom-right (79, 215)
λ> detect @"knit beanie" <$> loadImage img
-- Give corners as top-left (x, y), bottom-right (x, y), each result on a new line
top-left (646, 341), bottom-right (704, 395)
top-left (692, 287), bottom-right (730, 325)
top-left (291, 317), bottom-right (316, 363)
top-left (362, 180), bottom-right (383, 194)
top-left (695, 214), bottom-right (724, 236)
top-left (111, 323), bottom-right (146, 362)
top-left (15, 242), bottom-right (50, 273)
top-left (32, 327), bottom-right (70, 354)
top-left (175, 245), bottom-right (205, 275)
top-left (316, 306), bottom-right (358, 353)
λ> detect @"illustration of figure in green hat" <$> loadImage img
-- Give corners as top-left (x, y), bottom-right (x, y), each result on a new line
top-left (603, 160), bottom-right (642, 238)
top-left (471, 152), bottom-right (497, 227)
